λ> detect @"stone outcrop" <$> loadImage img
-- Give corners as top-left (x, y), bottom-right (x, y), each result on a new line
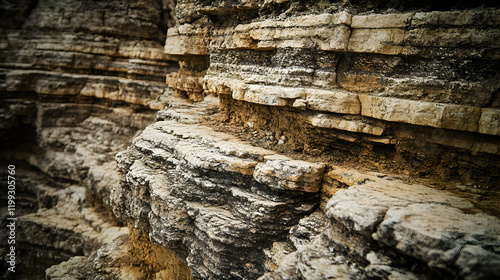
top-left (150, 0), bottom-right (500, 279)
top-left (111, 97), bottom-right (500, 279)
top-left (163, 2), bottom-right (500, 189)
top-left (261, 172), bottom-right (500, 280)
top-left (1, 0), bottom-right (500, 280)
top-left (0, 0), bottom-right (181, 279)
top-left (111, 96), bottom-right (323, 279)
top-left (0, 0), bottom-right (177, 173)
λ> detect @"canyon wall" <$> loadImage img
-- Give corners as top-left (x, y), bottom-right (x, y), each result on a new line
top-left (0, 0), bottom-right (185, 278)
top-left (1, 0), bottom-right (500, 279)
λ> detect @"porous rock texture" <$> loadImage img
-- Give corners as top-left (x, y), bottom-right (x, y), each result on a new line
top-left (1, 0), bottom-right (500, 280)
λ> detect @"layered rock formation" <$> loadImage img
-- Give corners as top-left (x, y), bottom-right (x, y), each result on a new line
top-left (112, 99), bottom-right (500, 279)
top-left (111, 96), bottom-right (323, 279)
top-left (261, 171), bottom-right (500, 279)
top-left (198, 6), bottom-right (500, 187)
top-left (1, 0), bottom-right (500, 279)
top-left (130, 0), bottom-right (500, 279)
top-left (0, 0), bottom-right (181, 279)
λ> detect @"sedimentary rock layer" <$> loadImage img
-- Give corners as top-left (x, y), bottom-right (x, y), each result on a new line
top-left (112, 97), bottom-right (324, 279)
top-left (152, 1), bottom-right (500, 279)
top-left (199, 9), bottom-right (500, 134)
top-left (0, 0), bottom-right (180, 279)
top-left (163, 2), bottom-right (500, 189)
top-left (2, 1), bottom-right (500, 280)
top-left (261, 171), bottom-right (500, 280)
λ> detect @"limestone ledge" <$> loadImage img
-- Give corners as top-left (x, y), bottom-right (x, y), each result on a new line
top-left (327, 180), bottom-right (473, 235)
top-left (0, 31), bottom-right (177, 84)
top-left (479, 108), bottom-right (500, 136)
top-left (262, 168), bottom-right (500, 279)
top-left (134, 121), bottom-right (325, 192)
top-left (307, 114), bottom-right (385, 136)
top-left (206, 61), bottom-right (337, 90)
top-left (326, 178), bottom-right (500, 278)
top-left (0, 49), bottom-right (176, 82)
top-left (167, 9), bottom-right (499, 141)
top-left (4, 70), bottom-right (173, 110)
top-left (204, 77), bottom-right (500, 137)
top-left (3, 32), bottom-right (171, 61)
top-left (204, 77), bottom-right (360, 114)
top-left (34, 40), bottom-right (169, 61)
top-left (359, 94), bottom-right (482, 132)
top-left (166, 9), bottom-right (500, 58)
top-left (165, 21), bottom-right (211, 55)
top-left (111, 100), bottom-right (329, 278)
top-left (225, 12), bottom-right (352, 51)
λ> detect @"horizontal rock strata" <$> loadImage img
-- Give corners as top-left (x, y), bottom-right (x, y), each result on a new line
top-left (158, 4), bottom-right (500, 189)
top-left (0, 0), bottom-right (181, 279)
top-left (199, 9), bottom-right (500, 134)
top-left (2, 0), bottom-right (500, 279)
top-left (154, 1), bottom-right (500, 279)
top-left (261, 170), bottom-right (500, 279)
top-left (111, 98), bottom-right (325, 279)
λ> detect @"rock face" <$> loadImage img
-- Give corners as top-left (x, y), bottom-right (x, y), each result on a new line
top-left (1, 0), bottom-right (500, 280)
top-left (111, 97), bottom-right (323, 279)
top-left (0, 0), bottom-right (182, 279)
top-left (0, 0), bottom-right (177, 174)
top-left (261, 174), bottom-right (500, 280)
top-left (199, 6), bottom-right (500, 186)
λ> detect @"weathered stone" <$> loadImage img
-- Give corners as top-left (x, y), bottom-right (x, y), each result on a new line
top-left (348, 29), bottom-right (406, 55)
top-left (253, 155), bottom-right (326, 192)
top-left (373, 203), bottom-right (500, 279)
top-left (308, 114), bottom-right (385, 136)
top-left (412, 10), bottom-right (500, 26)
top-left (351, 13), bottom-right (413, 28)
top-left (5, 70), bottom-right (173, 110)
top-left (45, 227), bottom-right (146, 280)
top-left (205, 76), bottom-right (362, 114)
top-left (479, 108), bottom-right (500, 136)
top-left (359, 94), bottom-right (482, 132)
top-left (259, 226), bottom-right (365, 280)
top-left (289, 211), bottom-right (330, 249)
top-left (364, 251), bottom-right (419, 279)
top-left (111, 101), bottom-right (323, 279)
top-left (2, 1), bottom-right (500, 280)
top-left (228, 13), bottom-right (352, 51)
top-left (164, 22), bottom-right (211, 55)
top-left (305, 89), bottom-right (360, 114)
top-left (267, 167), bottom-right (500, 279)
top-left (405, 28), bottom-right (500, 49)
top-left (264, 241), bottom-right (296, 272)
top-left (326, 179), bottom-right (473, 235)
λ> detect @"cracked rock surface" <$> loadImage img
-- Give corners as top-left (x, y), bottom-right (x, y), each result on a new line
top-left (112, 98), bottom-right (324, 279)
top-left (1, 0), bottom-right (500, 279)
top-left (261, 175), bottom-right (500, 280)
